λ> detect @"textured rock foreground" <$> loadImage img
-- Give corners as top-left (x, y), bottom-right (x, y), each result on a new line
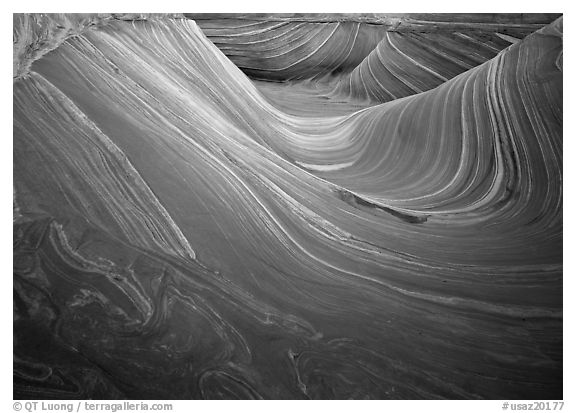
top-left (13, 14), bottom-right (562, 399)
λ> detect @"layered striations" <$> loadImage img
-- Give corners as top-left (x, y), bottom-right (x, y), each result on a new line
top-left (13, 14), bottom-right (562, 399)
top-left (192, 13), bottom-right (560, 102)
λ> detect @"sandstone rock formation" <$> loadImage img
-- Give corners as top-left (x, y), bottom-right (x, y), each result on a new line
top-left (13, 13), bottom-right (562, 399)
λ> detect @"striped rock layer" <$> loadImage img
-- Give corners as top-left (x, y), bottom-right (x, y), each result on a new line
top-left (192, 13), bottom-right (560, 103)
top-left (13, 14), bottom-right (562, 399)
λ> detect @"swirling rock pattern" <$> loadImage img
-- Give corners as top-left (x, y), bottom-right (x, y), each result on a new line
top-left (13, 14), bottom-right (562, 399)
top-left (191, 13), bottom-right (561, 102)
top-left (188, 14), bottom-right (390, 81)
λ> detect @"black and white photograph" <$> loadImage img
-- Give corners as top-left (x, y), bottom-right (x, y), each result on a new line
top-left (10, 5), bottom-right (568, 406)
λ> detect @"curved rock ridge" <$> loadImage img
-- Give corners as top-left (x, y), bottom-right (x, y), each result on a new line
top-left (13, 15), bottom-right (562, 399)
top-left (189, 17), bottom-right (389, 81)
top-left (333, 30), bottom-right (514, 102)
top-left (279, 18), bottom-right (563, 218)
top-left (191, 13), bottom-right (560, 102)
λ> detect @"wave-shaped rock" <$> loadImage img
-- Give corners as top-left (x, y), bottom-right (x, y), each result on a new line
top-left (189, 15), bottom-right (388, 81)
top-left (334, 29), bottom-right (513, 101)
top-left (192, 13), bottom-right (560, 103)
top-left (13, 14), bottom-right (562, 399)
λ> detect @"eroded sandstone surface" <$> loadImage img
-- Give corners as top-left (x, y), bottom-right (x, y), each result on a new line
top-left (13, 13), bottom-right (562, 399)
